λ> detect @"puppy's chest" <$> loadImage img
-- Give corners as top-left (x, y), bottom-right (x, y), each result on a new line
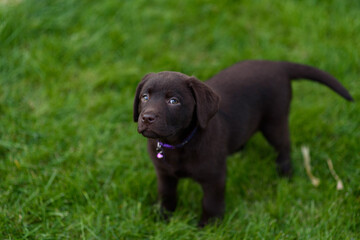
top-left (173, 167), bottom-right (190, 178)
top-left (155, 150), bottom-right (196, 178)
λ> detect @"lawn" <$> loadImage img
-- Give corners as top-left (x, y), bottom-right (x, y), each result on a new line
top-left (0, 0), bottom-right (359, 239)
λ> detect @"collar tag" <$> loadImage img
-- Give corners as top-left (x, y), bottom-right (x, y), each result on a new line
top-left (156, 142), bottom-right (164, 159)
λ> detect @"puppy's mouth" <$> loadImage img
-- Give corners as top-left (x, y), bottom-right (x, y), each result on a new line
top-left (140, 129), bottom-right (160, 139)
top-left (138, 126), bottom-right (174, 139)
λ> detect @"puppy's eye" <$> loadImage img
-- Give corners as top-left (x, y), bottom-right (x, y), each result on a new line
top-left (168, 98), bottom-right (180, 105)
top-left (141, 93), bottom-right (149, 102)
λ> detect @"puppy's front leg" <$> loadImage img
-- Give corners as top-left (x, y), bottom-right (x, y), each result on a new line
top-left (198, 178), bottom-right (226, 227)
top-left (156, 172), bottom-right (178, 220)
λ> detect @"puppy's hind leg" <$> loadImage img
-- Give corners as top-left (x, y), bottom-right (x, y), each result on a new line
top-left (260, 119), bottom-right (293, 178)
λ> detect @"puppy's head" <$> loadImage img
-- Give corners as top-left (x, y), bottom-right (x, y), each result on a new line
top-left (133, 71), bottom-right (220, 140)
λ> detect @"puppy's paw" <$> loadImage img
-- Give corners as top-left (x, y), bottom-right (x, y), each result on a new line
top-left (197, 216), bottom-right (222, 228)
top-left (277, 162), bottom-right (293, 179)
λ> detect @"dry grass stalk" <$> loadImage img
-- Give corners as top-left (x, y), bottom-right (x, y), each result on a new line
top-left (327, 159), bottom-right (344, 190)
top-left (301, 146), bottom-right (320, 187)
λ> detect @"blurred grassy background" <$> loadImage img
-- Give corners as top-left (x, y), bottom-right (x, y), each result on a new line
top-left (0, 0), bottom-right (359, 239)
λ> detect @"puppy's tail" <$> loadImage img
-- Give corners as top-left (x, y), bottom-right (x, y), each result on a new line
top-left (282, 61), bottom-right (354, 101)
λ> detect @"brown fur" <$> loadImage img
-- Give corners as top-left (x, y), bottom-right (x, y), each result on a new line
top-left (133, 60), bottom-right (353, 226)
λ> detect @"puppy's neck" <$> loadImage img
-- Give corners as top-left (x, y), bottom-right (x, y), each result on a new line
top-left (160, 121), bottom-right (198, 146)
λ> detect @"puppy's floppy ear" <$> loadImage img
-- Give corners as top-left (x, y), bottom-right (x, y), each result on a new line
top-left (133, 73), bottom-right (153, 122)
top-left (188, 77), bottom-right (220, 129)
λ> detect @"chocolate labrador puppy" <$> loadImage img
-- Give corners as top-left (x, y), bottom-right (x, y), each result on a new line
top-left (133, 60), bottom-right (353, 226)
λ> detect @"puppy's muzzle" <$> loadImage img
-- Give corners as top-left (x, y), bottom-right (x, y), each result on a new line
top-left (141, 113), bottom-right (156, 125)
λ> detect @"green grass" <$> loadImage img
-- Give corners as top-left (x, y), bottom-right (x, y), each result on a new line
top-left (0, 0), bottom-right (359, 239)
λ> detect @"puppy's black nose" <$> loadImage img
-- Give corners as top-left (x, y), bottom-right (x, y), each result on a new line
top-left (141, 113), bottom-right (156, 124)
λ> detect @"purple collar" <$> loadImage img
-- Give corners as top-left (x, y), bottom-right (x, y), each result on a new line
top-left (156, 127), bottom-right (198, 159)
